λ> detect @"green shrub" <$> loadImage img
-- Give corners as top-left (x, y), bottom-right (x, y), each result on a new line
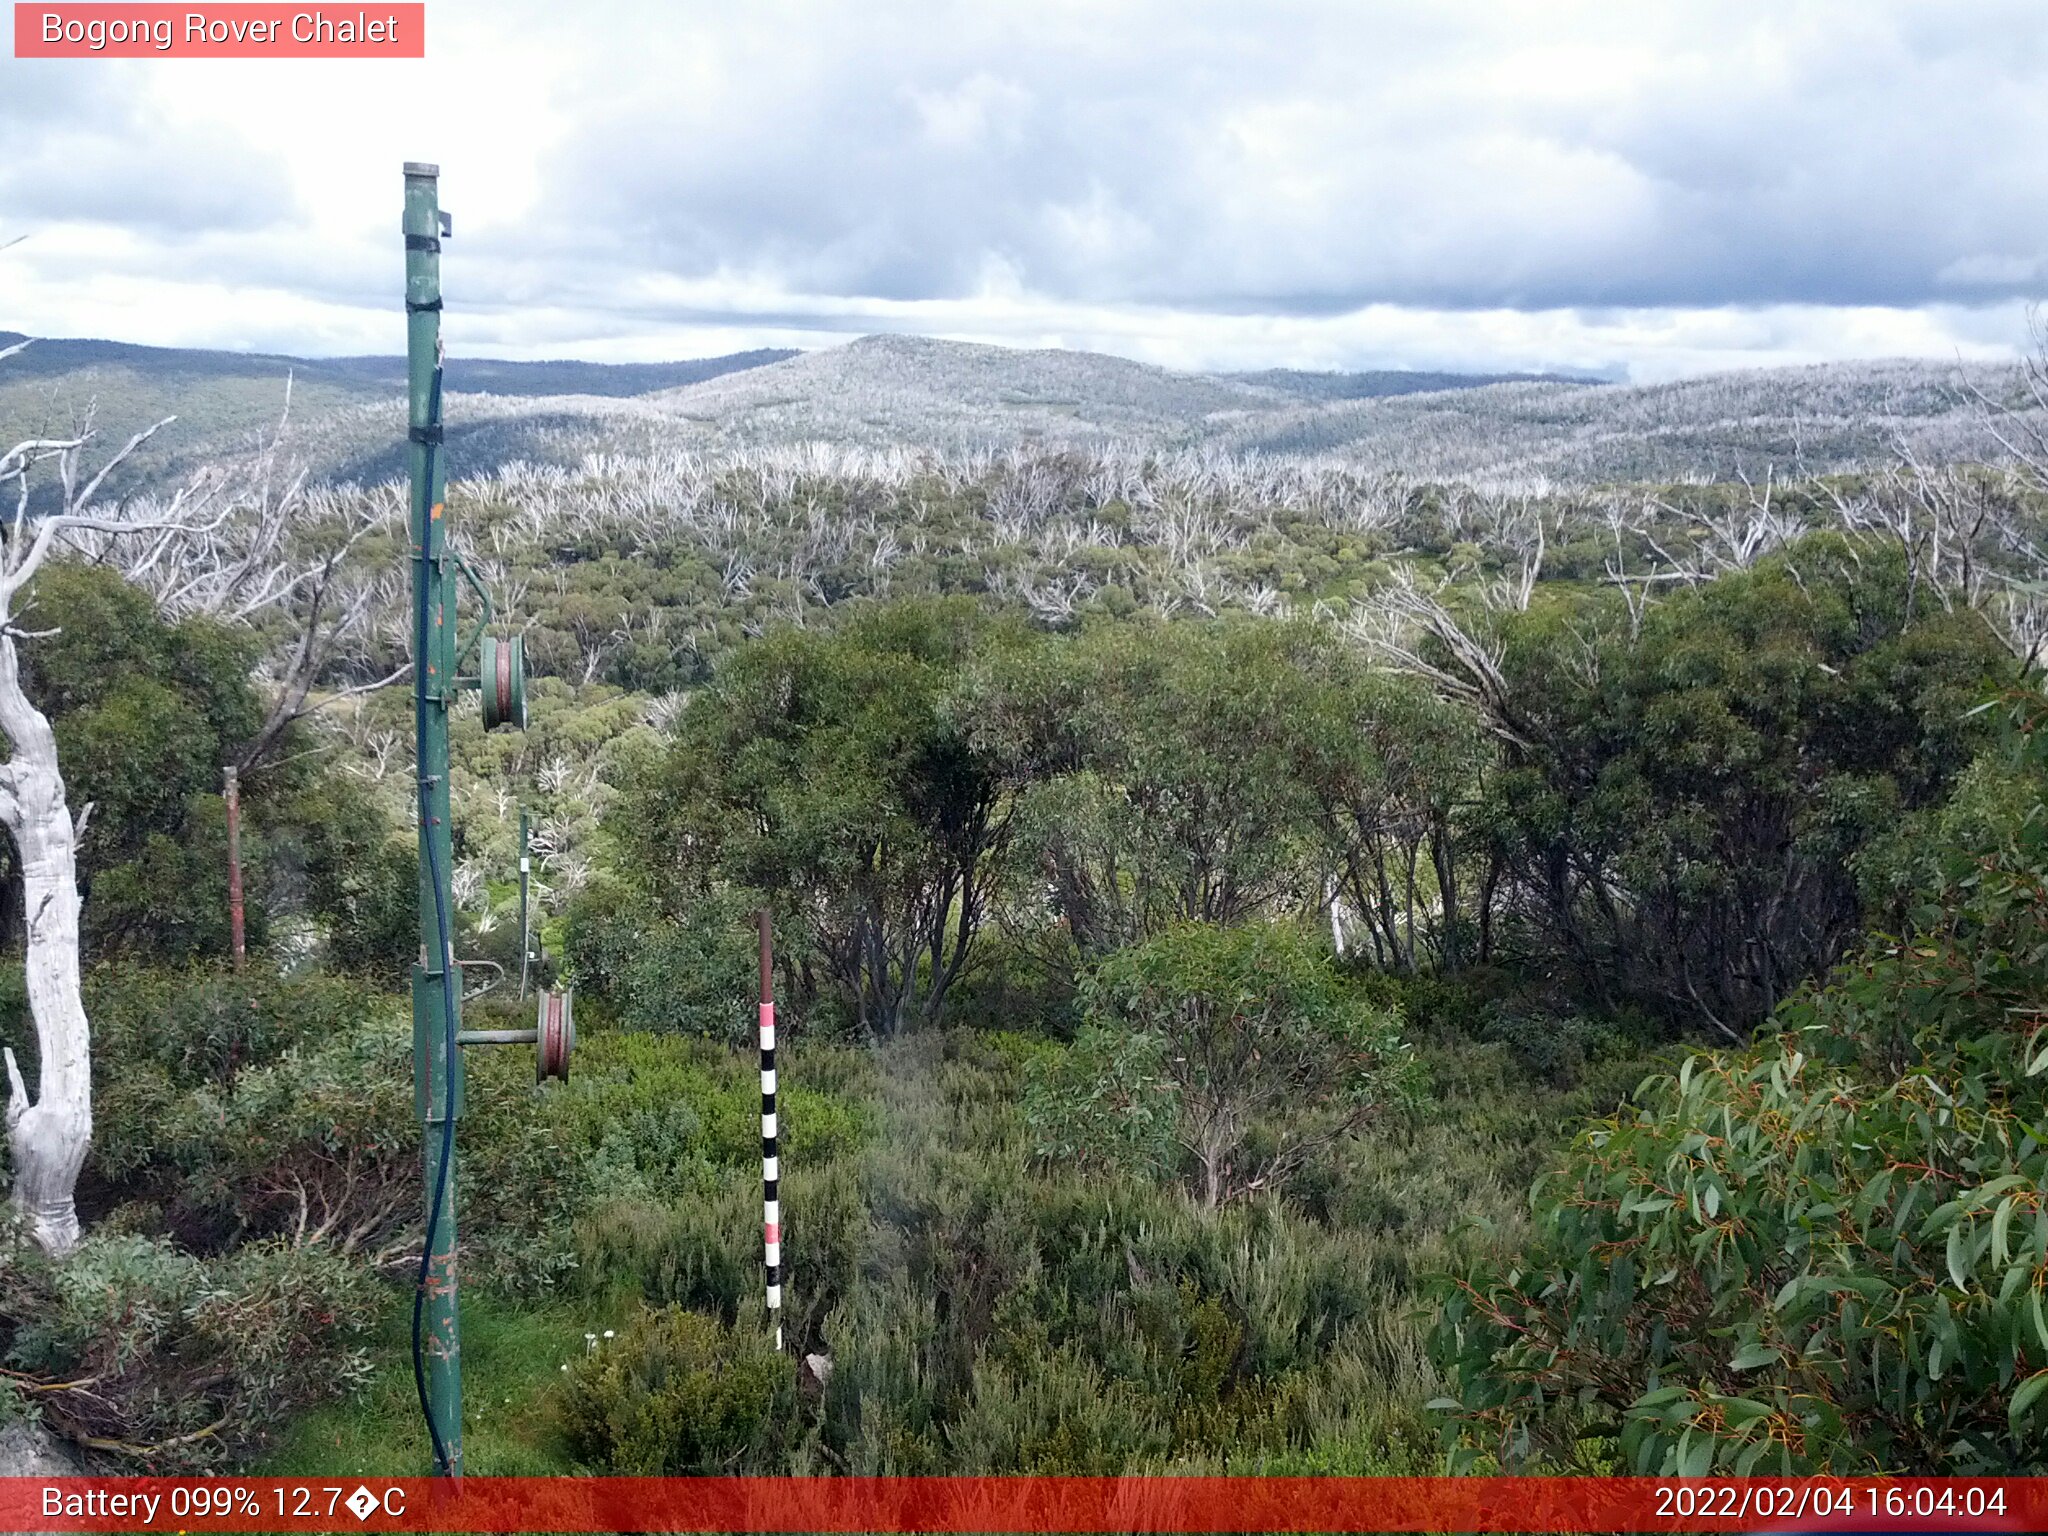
top-left (946, 1347), bottom-right (1173, 1472)
top-left (1020, 1022), bottom-right (1176, 1180)
top-left (818, 1281), bottom-right (946, 1473)
top-left (1249, 1345), bottom-right (1440, 1474)
top-left (461, 1030), bottom-right (872, 1303)
top-left (819, 1026), bottom-right (1456, 1474)
top-left (1431, 1043), bottom-right (2048, 1475)
top-left (153, 1018), bottom-right (414, 1255)
top-left (940, 931), bottom-right (1083, 1039)
top-left (80, 963), bottom-right (585, 1292)
top-left (1341, 967), bottom-right (1495, 1034)
top-left (87, 962), bottom-right (368, 1094)
top-left (972, 1028), bottom-right (1063, 1074)
top-left (457, 1047), bottom-right (589, 1297)
top-left (554, 1305), bottom-right (797, 1472)
top-left (83, 967), bottom-right (412, 1260)
top-left (577, 1196), bottom-right (754, 1322)
top-left (0, 1225), bottom-right (375, 1468)
top-left (1472, 1004), bottom-right (1656, 1088)
top-left (530, 1031), bottom-right (870, 1208)
top-left (563, 880), bottom-right (756, 1044)
top-left (1033, 922), bottom-right (1421, 1207)
top-left (774, 1160), bottom-right (868, 1348)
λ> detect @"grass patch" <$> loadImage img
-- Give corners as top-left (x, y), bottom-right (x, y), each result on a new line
top-left (257, 1289), bottom-right (626, 1476)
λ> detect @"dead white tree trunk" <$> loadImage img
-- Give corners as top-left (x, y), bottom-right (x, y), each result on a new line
top-left (0, 630), bottom-right (89, 1254)
top-left (0, 356), bottom-right (224, 1254)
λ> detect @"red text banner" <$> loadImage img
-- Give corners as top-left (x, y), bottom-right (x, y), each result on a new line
top-left (0, 1476), bottom-right (2041, 1533)
top-left (14, 5), bottom-right (425, 58)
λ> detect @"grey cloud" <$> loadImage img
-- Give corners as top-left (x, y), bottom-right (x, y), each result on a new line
top-left (4, 0), bottom-right (2044, 378)
top-left (0, 64), bottom-right (299, 236)
top-left (520, 0), bottom-right (2048, 317)
top-left (0, 62), bottom-right (124, 129)
top-left (4, 134), bottom-right (298, 235)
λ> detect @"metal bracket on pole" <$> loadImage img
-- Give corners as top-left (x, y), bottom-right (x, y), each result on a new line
top-left (455, 989), bottom-right (573, 1082)
top-left (451, 547), bottom-right (493, 677)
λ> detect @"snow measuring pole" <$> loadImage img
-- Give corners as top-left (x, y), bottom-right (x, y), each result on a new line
top-left (758, 910), bottom-right (782, 1349)
top-left (405, 161), bottom-right (464, 1478)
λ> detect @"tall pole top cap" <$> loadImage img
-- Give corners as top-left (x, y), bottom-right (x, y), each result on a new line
top-left (404, 161), bottom-right (441, 178)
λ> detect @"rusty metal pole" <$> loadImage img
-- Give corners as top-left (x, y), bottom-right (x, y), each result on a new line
top-left (222, 765), bottom-right (245, 970)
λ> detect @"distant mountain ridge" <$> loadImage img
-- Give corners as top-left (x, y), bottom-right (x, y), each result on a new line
top-left (637, 334), bottom-right (1601, 450)
top-left (631, 335), bottom-right (2010, 482)
top-left (0, 331), bottom-right (799, 500)
top-left (0, 332), bottom-right (795, 398)
top-left (1224, 366), bottom-right (1604, 400)
top-left (0, 329), bottom-right (2024, 489)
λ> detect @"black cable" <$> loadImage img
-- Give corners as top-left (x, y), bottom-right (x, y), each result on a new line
top-left (409, 360), bottom-right (460, 1478)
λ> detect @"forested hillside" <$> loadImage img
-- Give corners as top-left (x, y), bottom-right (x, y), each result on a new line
top-left (0, 337), bottom-right (2045, 1480)
top-left (0, 333), bottom-right (793, 503)
top-left (5, 332), bottom-right (2035, 496)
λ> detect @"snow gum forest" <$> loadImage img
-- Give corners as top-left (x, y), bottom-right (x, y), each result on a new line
top-left (0, 330), bottom-right (2046, 1478)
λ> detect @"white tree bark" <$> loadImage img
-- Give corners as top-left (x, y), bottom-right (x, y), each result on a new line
top-left (0, 634), bottom-right (88, 1254)
top-left (0, 348), bottom-right (224, 1255)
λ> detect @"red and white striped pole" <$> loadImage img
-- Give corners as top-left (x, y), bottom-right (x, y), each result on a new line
top-left (757, 909), bottom-right (782, 1350)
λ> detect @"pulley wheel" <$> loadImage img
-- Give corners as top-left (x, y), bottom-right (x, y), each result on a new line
top-left (537, 989), bottom-right (573, 1083)
top-left (480, 634), bottom-right (527, 731)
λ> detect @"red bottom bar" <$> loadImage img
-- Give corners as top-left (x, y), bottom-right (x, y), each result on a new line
top-left (4, 1476), bottom-right (2041, 1534)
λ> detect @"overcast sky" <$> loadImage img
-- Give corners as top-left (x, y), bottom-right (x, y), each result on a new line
top-left (3, 0), bottom-right (2045, 380)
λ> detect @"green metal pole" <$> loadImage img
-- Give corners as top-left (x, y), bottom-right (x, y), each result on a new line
top-left (404, 160), bottom-right (463, 1478)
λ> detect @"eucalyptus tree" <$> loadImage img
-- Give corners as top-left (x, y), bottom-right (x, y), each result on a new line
top-left (1359, 535), bottom-right (2006, 1036)
top-left (1030, 920), bottom-right (1420, 1209)
top-left (966, 617), bottom-right (1334, 961)
top-left (1289, 650), bottom-right (1491, 972)
top-left (1432, 688), bottom-right (2048, 1475)
top-left (617, 597), bottom-right (1026, 1037)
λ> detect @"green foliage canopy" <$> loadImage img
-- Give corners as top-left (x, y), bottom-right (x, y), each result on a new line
top-left (970, 620), bottom-right (1336, 955)
top-left (1478, 537), bottom-right (2006, 1032)
top-left (617, 598), bottom-right (1024, 1037)
top-left (2, 564), bottom-right (412, 967)
top-left (1430, 687), bottom-right (2048, 1475)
